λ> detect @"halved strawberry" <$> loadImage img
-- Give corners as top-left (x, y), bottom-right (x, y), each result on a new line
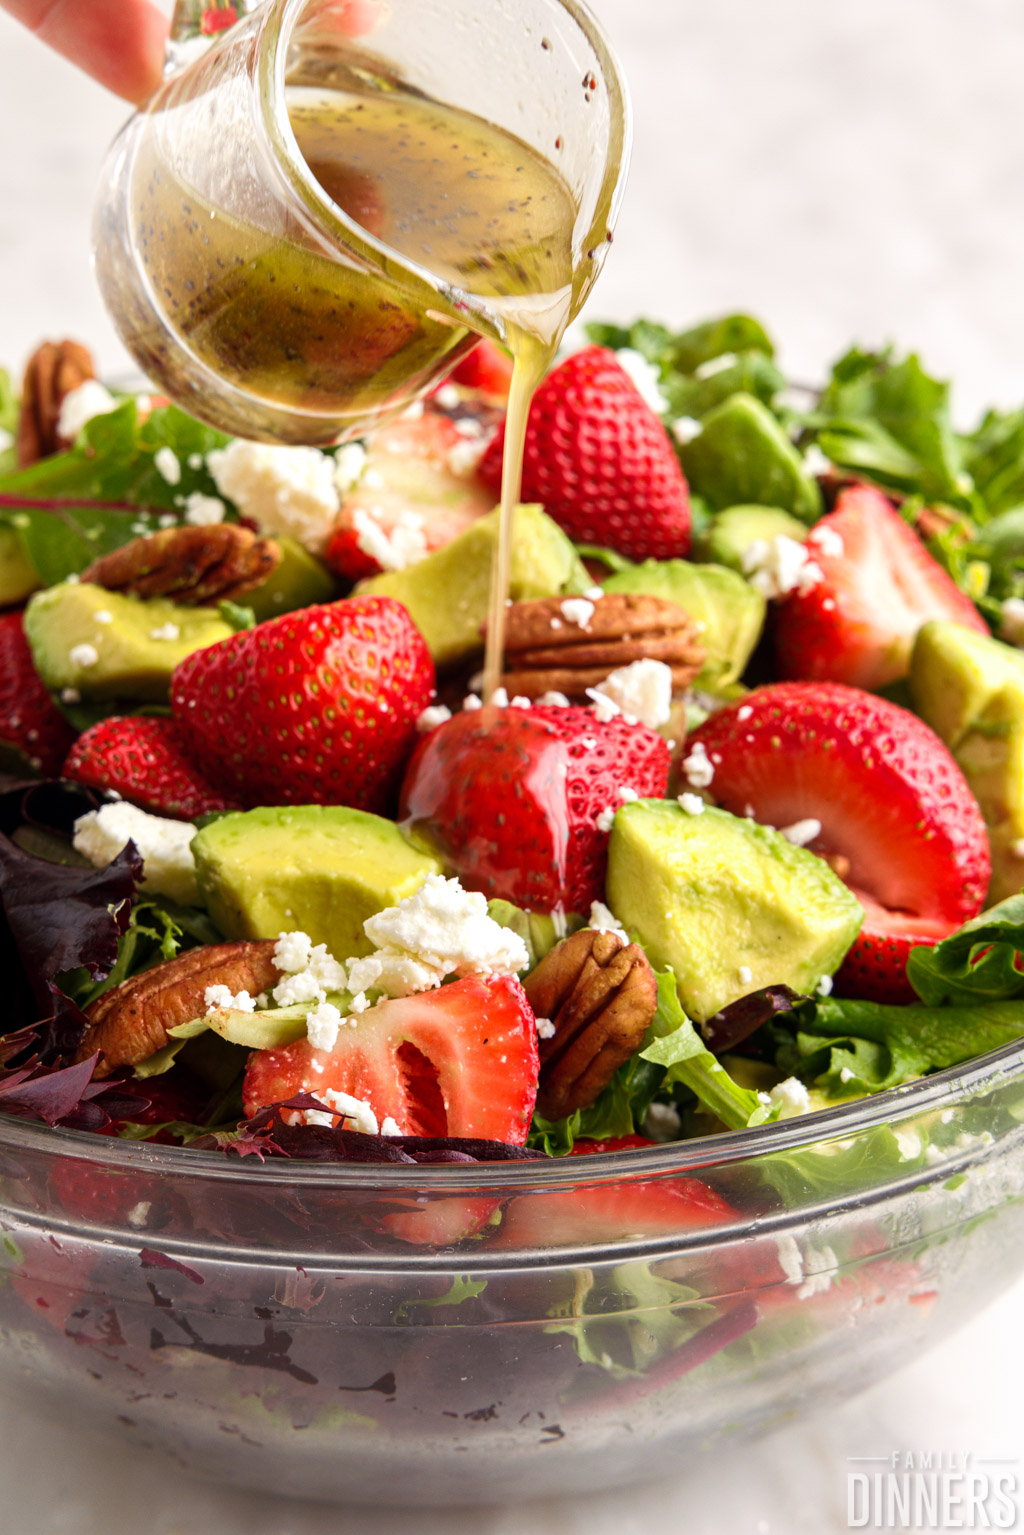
top-left (444, 339), bottom-right (515, 401)
top-left (326, 398), bottom-right (498, 581)
top-left (0, 611), bottom-right (76, 775)
top-left (242, 974), bottom-right (539, 1144)
top-left (774, 484), bottom-right (988, 690)
top-left (691, 682), bottom-right (991, 1003)
top-left (400, 703), bottom-right (671, 913)
top-left (64, 715), bottom-right (239, 820)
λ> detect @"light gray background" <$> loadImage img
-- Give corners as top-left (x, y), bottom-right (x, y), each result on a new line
top-left (1, 1), bottom-right (1023, 1529)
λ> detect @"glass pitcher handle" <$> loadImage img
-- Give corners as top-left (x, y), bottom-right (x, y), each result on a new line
top-left (166, 0), bottom-right (267, 73)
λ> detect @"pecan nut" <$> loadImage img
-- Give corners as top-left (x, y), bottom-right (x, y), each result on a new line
top-left (17, 339), bottom-right (96, 467)
top-left (81, 525), bottom-right (281, 606)
top-left (523, 928), bottom-right (658, 1118)
top-left (76, 941), bottom-right (282, 1078)
top-left (497, 592), bottom-right (705, 702)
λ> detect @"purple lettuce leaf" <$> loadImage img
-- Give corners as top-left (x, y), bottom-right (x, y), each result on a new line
top-left (701, 985), bottom-right (808, 1055)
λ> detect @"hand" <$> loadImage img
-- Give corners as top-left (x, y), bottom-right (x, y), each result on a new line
top-left (1, 0), bottom-right (169, 102)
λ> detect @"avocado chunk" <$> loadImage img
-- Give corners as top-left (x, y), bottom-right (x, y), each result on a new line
top-left (604, 559), bottom-right (765, 691)
top-left (678, 393), bottom-right (822, 522)
top-left (170, 995), bottom-right (340, 1051)
top-left (909, 620), bottom-right (1024, 903)
top-left (247, 536), bottom-right (335, 621)
top-left (24, 582), bottom-right (232, 701)
top-left (355, 504), bottom-right (589, 665)
top-left (0, 525), bottom-right (40, 606)
top-left (702, 505), bottom-right (808, 573)
top-left (192, 804), bottom-right (442, 957)
top-left (606, 800), bottom-right (863, 1021)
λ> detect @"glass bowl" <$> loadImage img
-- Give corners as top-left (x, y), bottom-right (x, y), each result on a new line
top-left (0, 1039), bottom-right (1022, 1507)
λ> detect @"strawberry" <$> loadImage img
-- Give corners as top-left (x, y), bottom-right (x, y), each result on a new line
top-left (242, 974), bottom-right (539, 1143)
top-left (0, 611), bottom-right (76, 775)
top-left (478, 346), bottom-right (691, 561)
top-left (690, 682), bottom-right (991, 1003)
top-left (774, 484), bottom-right (988, 690)
top-left (445, 339), bottom-right (515, 401)
top-left (170, 595), bottom-right (434, 813)
top-left (326, 399), bottom-right (497, 581)
top-left (400, 703), bottom-right (671, 913)
top-left (63, 715), bottom-right (239, 820)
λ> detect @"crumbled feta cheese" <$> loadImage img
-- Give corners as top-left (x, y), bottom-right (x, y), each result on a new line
top-left (154, 446), bottom-right (182, 486)
top-left (581, 734), bottom-right (598, 750)
top-left (434, 384), bottom-right (461, 410)
top-left (588, 900), bottom-right (626, 938)
top-left (796, 1244), bottom-right (838, 1300)
top-left (306, 1000), bottom-right (343, 1052)
top-left (1001, 597), bottom-right (1024, 647)
top-left (205, 984), bottom-right (256, 1015)
top-left (357, 874), bottom-right (529, 996)
top-left (538, 691), bottom-right (571, 707)
top-left (741, 534), bottom-right (823, 599)
top-left (462, 694), bottom-right (483, 711)
top-left (643, 1101), bottom-right (682, 1141)
top-left (60, 687), bottom-right (81, 705)
top-left (737, 704), bottom-right (753, 722)
top-left (73, 802), bottom-right (199, 906)
top-left (816, 974), bottom-right (834, 997)
top-left (509, 695), bottom-right (532, 709)
top-left (776, 1234), bottom-right (804, 1287)
top-left (893, 1126), bottom-right (922, 1161)
top-left (618, 786), bottom-right (639, 803)
top-left (738, 965), bottom-right (753, 986)
top-left (560, 596), bottom-right (596, 630)
top-left (812, 524), bottom-right (844, 559)
top-left (380, 1116), bottom-right (402, 1137)
top-left (94, 609), bottom-right (113, 625)
top-left (345, 951), bottom-right (441, 998)
top-left (779, 817), bottom-right (822, 848)
top-left (682, 740), bottom-right (714, 789)
top-left (333, 441), bottom-right (367, 495)
top-left (671, 416), bottom-right (701, 445)
top-left (158, 513), bottom-right (178, 529)
top-left (351, 506), bottom-right (428, 572)
top-left (535, 1016), bottom-right (556, 1040)
top-left (149, 622), bottom-right (181, 642)
top-left (126, 1200), bottom-right (152, 1230)
top-left (677, 792), bottom-right (705, 816)
top-left (0, 427), bottom-right (12, 454)
top-left (207, 440), bottom-right (340, 552)
top-left (592, 658), bottom-right (673, 730)
top-left (187, 452), bottom-right (205, 472)
top-left (447, 436), bottom-right (489, 478)
top-left (595, 806), bottom-right (617, 833)
top-left (416, 703), bottom-right (452, 733)
top-left (271, 933), bottom-right (347, 1007)
top-left (615, 348), bottom-right (668, 414)
top-left (839, 1066), bottom-right (855, 1084)
top-left (183, 491), bottom-right (227, 526)
top-left (57, 381), bottom-right (118, 441)
top-left (769, 1077), bottom-right (811, 1118)
top-left (549, 617), bottom-right (563, 631)
top-left (586, 688), bottom-right (622, 724)
top-left (274, 930), bottom-right (313, 974)
top-left (69, 643), bottom-right (99, 669)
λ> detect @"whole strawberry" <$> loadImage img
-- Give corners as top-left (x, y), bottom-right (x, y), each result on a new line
top-left (690, 682), bottom-right (990, 1004)
top-left (0, 611), bottom-right (76, 775)
top-left (479, 346), bottom-right (691, 561)
top-left (171, 596), bottom-right (434, 812)
top-left (64, 716), bottom-right (239, 820)
top-left (400, 703), bottom-right (671, 912)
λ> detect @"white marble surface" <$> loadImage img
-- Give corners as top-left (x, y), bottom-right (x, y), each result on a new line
top-left (2, 0), bottom-right (1024, 1528)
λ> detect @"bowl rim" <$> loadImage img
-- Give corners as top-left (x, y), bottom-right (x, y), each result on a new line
top-left (2, 1034), bottom-right (1022, 1189)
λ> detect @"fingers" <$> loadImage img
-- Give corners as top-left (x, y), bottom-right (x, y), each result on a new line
top-left (2, 0), bottom-right (169, 102)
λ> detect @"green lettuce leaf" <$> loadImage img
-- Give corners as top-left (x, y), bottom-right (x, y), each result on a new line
top-left (906, 893), bottom-right (1024, 1006)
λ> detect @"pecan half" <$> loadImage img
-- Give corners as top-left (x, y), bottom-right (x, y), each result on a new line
top-left (76, 941), bottom-right (282, 1078)
top-left (497, 592), bottom-right (705, 702)
top-left (18, 339), bottom-right (96, 466)
top-left (523, 928), bottom-right (658, 1118)
top-left (81, 525), bottom-right (281, 606)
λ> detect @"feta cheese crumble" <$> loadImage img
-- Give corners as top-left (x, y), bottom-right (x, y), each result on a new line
top-left (57, 381), bottom-right (118, 441)
top-left (769, 1076), bottom-right (811, 1118)
top-left (560, 596), bottom-right (596, 630)
top-left (741, 534), bottom-right (823, 599)
top-left (149, 622), bottom-right (181, 642)
top-left (207, 440), bottom-right (340, 552)
top-left (535, 1016), bottom-right (556, 1040)
top-left (677, 792), bottom-right (705, 816)
top-left (333, 441), bottom-right (367, 495)
top-left (69, 643), bottom-right (99, 669)
top-left (738, 965), bottom-right (753, 986)
top-left (779, 817), bottom-right (821, 847)
top-left (154, 446), bottom-right (182, 485)
top-left (305, 1000), bottom-right (344, 1052)
top-left (416, 703), bottom-right (453, 732)
top-left (94, 609), bottom-right (113, 625)
top-left (588, 900), bottom-right (627, 938)
top-left (73, 802), bottom-right (199, 906)
top-left (796, 1244), bottom-right (838, 1300)
top-left (271, 933), bottom-right (347, 1007)
top-left (592, 657), bottom-right (673, 730)
top-left (595, 807), bottom-right (617, 833)
top-left (615, 347), bottom-right (669, 414)
top-left (671, 416), bottom-right (701, 445)
top-left (183, 491), bottom-right (227, 527)
top-left (812, 524), bottom-right (844, 559)
top-left (351, 506), bottom-right (428, 572)
top-left (816, 974), bottom-right (834, 997)
top-left (204, 984), bottom-right (256, 1015)
top-left (681, 739), bottom-right (714, 789)
top-left (538, 691), bottom-right (571, 707)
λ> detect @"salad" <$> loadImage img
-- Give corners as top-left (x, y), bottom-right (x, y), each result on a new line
top-left (1, 312), bottom-right (1024, 1219)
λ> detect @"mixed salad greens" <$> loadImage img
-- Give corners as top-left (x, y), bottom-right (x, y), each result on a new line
top-left (2, 312), bottom-right (1024, 1192)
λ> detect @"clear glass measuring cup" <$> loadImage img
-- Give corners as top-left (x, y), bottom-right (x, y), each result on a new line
top-left (92, 0), bottom-right (631, 445)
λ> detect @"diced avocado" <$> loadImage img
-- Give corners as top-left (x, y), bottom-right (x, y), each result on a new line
top-left (606, 800), bottom-right (863, 1021)
top-left (909, 620), bottom-right (1024, 902)
top-left (169, 997), bottom-right (332, 1051)
top-left (0, 525), bottom-right (40, 606)
top-left (24, 582), bottom-right (232, 701)
top-left (192, 804), bottom-right (442, 957)
top-left (355, 504), bottom-right (589, 665)
top-left (678, 393), bottom-right (822, 522)
top-left (701, 505), bottom-right (808, 573)
top-left (604, 559), bottom-right (765, 690)
top-left (247, 535), bottom-right (335, 621)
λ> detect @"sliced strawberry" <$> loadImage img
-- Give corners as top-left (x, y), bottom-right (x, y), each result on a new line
top-left (479, 346), bottom-right (691, 562)
top-left (445, 339), bottom-right (515, 401)
top-left (63, 715), bottom-right (239, 820)
top-left (400, 703), bottom-right (671, 913)
top-left (242, 974), bottom-right (539, 1144)
top-left (774, 484), bottom-right (988, 690)
top-left (326, 398), bottom-right (498, 581)
top-left (691, 682), bottom-right (991, 1002)
top-left (0, 611), bottom-right (76, 775)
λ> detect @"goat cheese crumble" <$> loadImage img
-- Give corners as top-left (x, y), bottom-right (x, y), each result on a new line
top-left (73, 802), bottom-right (199, 907)
top-left (592, 657), bottom-right (673, 730)
top-left (207, 440), bottom-right (340, 552)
